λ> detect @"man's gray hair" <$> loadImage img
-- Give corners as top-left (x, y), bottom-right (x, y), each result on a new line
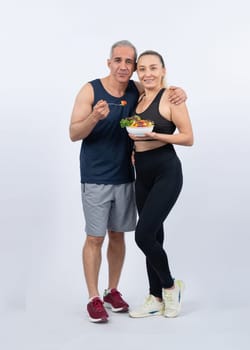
top-left (110, 40), bottom-right (137, 61)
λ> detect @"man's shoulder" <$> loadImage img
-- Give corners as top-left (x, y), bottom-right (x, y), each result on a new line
top-left (88, 78), bottom-right (100, 84)
top-left (76, 81), bottom-right (94, 102)
top-left (127, 80), bottom-right (140, 95)
top-left (79, 79), bottom-right (100, 94)
top-left (128, 79), bottom-right (138, 89)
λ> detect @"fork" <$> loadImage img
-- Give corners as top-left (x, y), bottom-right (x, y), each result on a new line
top-left (108, 100), bottom-right (127, 107)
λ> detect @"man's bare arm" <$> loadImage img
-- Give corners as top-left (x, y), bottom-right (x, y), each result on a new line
top-left (168, 85), bottom-right (187, 104)
top-left (69, 83), bottom-right (110, 142)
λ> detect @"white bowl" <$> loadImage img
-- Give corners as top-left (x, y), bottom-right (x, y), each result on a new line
top-left (126, 126), bottom-right (154, 136)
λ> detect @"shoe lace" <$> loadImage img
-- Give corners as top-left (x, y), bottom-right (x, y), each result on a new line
top-left (108, 289), bottom-right (124, 302)
top-left (164, 290), bottom-right (175, 306)
top-left (92, 298), bottom-right (104, 311)
top-left (112, 289), bottom-right (122, 297)
top-left (145, 295), bottom-right (154, 306)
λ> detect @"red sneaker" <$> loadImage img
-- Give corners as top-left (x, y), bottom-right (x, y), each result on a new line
top-left (87, 297), bottom-right (109, 323)
top-left (103, 288), bottom-right (129, 312)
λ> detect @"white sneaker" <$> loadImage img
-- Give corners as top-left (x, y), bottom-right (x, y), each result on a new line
top-left (162, 280), bottom-right (185, 318)
top-left (129, 295), bottom-right (164, 318)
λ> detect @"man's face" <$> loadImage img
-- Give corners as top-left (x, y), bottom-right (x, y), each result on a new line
top-left (108, 46), bottom-right (136, 83)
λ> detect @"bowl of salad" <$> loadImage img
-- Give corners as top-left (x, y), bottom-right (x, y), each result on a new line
top-left (120, 115), bottom-right (154, 136)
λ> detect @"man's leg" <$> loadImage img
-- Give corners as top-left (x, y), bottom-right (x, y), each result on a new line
top-left (103, 230), bottom-right (129, 312)
top-left (83, 234), bottom-right (109, 322)
top-left (82, 235), bottom-right (105, 298)
top-left (107, 230), bottom-right (125, 289)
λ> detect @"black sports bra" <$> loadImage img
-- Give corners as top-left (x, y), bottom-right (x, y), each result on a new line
top-left (135, 88), bottom-right (176, 135)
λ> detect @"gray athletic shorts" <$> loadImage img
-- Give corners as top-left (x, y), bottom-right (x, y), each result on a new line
top-left (81, 182), bottom-right (136, 237)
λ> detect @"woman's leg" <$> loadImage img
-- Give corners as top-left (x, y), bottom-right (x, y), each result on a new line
top-left (135, 156), bottom-right (183, 292)
top-left (146, 226), bottom-right (164, 298)
top-left (135, 178), bottom-right (163, 297)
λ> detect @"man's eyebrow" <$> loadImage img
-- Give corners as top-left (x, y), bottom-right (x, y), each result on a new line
top-left (112, 56), bottom-right (134, 61)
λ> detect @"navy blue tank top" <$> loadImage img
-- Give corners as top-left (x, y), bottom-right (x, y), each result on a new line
top-left (80, 79), bottom-right (139, 184)
top-left (136, 88), bottom-right (176, 134)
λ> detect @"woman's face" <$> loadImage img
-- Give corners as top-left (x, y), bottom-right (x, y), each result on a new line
top-left (136, 54), bottom-right (166, 90)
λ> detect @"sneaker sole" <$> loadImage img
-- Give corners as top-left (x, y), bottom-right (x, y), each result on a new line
top-left (129, 310), bottom-right (163, 318)
top-left (104, 302), bottom-right (129, 312)
top-left (88, 316), bottom-right (109, 323)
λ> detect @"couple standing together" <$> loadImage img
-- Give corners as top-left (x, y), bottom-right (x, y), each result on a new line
top-left (69, 40), bottom-right (194, 323)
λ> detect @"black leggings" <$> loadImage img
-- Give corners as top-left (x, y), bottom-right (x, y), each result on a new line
top-left (134, 144), bottom-right (183, 298)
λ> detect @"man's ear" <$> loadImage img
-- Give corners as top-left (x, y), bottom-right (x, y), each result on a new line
top-left (133, 62), bottom-right (137, 72)
top-left (107, 58), bottom-right (111, 68)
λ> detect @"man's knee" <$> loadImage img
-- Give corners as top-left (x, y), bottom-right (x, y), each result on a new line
top-left (108, 231), bottom-right (124, 244)
top-left (85, 235), bottom-right (105, 248)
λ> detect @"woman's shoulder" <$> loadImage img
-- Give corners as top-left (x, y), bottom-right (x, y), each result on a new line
top-left (160, 88), bottom-right (171, 104)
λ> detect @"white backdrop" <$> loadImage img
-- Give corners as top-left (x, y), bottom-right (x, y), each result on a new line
top-left (1, 0), bottom-right (250, 348)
